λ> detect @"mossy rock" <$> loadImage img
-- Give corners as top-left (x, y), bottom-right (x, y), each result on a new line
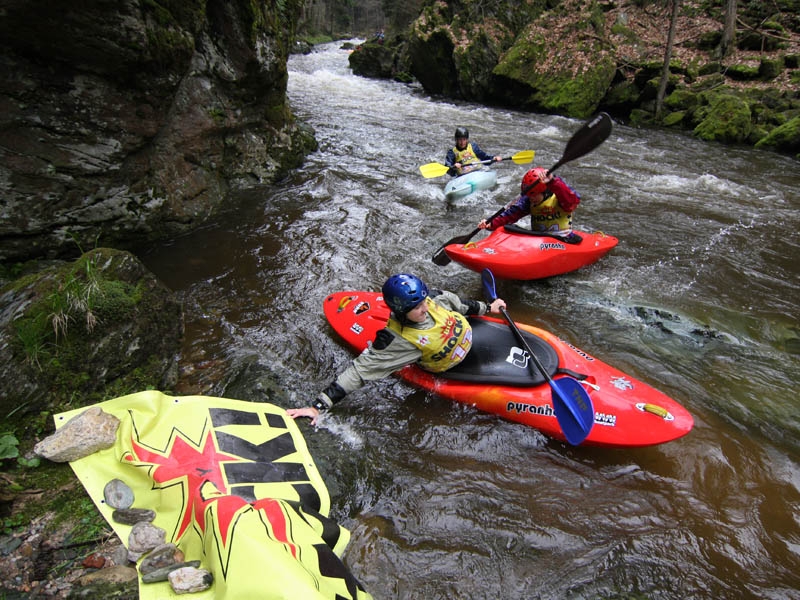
top-left (602, 80), bottom-right (641, 110)
top-left (786, 54), bottom-right (800, 69)
top-left (665, 88), bottom-right (700, 112)
top-left (662, 111), bottom-right (686, 127)
top-left (407, 27), bottom-right (458, 96)
top-left (693, 94), bottom-right (753, 143)
top-left (691, 73), bottom-right (726, 91)
top-left (695, 30), bottom-right (722, 51)
top-left (698, 62), bottom-right (722, 76)
top-left (737, 31), bottom-right (781, 52)
top-left (726, 63), bottom-right (760, 81)
top-left (492, 29), bottom-right (617, 118)
top-left (0, 248), bottom-right (183, 424)
top-left (628, 108), bottom-right (653, 126)
top-left (755, 116), bottom-right (800, 153)
top-left (348, 42), bottom-right (396, 79)
top-left (759, 57), bottom-right (785, 81)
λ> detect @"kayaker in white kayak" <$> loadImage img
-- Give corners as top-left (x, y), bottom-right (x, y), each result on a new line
top-left (286, 273), bottom-right (506, 425)
top-left (445, 127), bottom-right (502, 176)
top-left (478, 166), bottom-right (583, 244)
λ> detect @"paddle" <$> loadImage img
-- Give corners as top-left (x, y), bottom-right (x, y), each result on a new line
top-left (419, 150), bottom-right (535, 179)
top-left (480, 268), bottom-right (595, 446)
top-left (431, 112), bottom-right (613, 266)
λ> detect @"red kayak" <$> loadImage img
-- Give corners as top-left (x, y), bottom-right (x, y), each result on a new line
top-left (323, 291), bottom-right (693, 448)
top-left (444, 224), bottom-right (618, 280)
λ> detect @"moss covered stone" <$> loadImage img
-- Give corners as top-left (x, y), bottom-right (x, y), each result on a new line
top-left (726, 63), bottom-right (760, 80)
top-left (492, 29), bottom-right (617, 118)
top-left (755, 116), bottom-right (800, 153)
top-left (693, 94), bottom-right (753, 143)
top-left (0, 248), bottom-right (183, 428)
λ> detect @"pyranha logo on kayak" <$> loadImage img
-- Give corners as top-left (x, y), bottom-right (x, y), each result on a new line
top-left (505, 346), bottom-right (529, 369)
top-left (506, 401), bottom-right (554, 417)
top-left (539, 242), bottom-right (566, 251)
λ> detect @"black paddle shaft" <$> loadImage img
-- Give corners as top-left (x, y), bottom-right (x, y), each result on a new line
top-left (431, 113), bottom-right (613, 266)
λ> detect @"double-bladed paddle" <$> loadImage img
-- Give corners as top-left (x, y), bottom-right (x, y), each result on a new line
top-left (480, 268), bottom-right (595, 446)
top-left (419, 150), bottom-right (535, 179)
top-left (431, 112), bottom-right (613, 266)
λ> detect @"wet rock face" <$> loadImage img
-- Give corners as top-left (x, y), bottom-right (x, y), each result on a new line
top-left (0, 248), bottom-right (183, 417)
top-left (0, 0), bottom-right (314, 262)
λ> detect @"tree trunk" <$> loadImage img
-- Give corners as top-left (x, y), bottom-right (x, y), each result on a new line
top-left (655, 0), bottom-right (680, 121)
top-left (718, 0), bottom-right (738, 58)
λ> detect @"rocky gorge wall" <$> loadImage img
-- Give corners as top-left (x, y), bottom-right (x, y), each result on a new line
top-left (0, 0), bottom-right (317, 263)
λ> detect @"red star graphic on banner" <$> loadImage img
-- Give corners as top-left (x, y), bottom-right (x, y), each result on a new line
top-left (126, 429), bottom-right (240, 544)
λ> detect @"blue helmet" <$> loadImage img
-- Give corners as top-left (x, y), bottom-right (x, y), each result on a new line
top-left (382, 273), bottom-right (428, 314)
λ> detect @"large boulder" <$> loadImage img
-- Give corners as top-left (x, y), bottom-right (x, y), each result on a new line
top-left (490, 18), bottom-right (617, 118)
top-left (0, 248), bottom-right (183, 419)
top-left (0, 0), bottom-right (316, 263)
top-left (693, 93), bottom-right (753, 144)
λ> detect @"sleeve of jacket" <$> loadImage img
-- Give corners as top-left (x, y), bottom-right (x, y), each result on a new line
top-left (488, 195), bottom-right (530, 229)
top-left (430, 290), bottom-right (487, 317)
top-left (333, 329), bottom-right (422, 394)
top-left (444, 148), bottom-right (458, 176)
top-left (551, 176), bottom-right (581, 213)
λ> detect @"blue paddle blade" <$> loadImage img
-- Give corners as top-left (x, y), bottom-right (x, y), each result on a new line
top-left (549, 377), bottom-right (595, 446)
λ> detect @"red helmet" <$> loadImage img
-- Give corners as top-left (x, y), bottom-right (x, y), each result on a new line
top-left (521, 167), bottom-right (548, 196)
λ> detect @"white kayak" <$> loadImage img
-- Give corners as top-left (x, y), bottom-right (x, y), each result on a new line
top-left (444, 169), bottom-right (498, 200)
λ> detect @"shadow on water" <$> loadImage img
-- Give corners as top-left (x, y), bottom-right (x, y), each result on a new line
top-left (140, 41), bottom-right (800, 600)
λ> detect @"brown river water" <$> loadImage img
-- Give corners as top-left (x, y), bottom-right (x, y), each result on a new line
top-left (140, 42), bottom-right (800, 599)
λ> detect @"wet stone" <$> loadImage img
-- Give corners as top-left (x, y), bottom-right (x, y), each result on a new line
top-left (112, 507), bottom-right (156, 525)
top-left (139, 542), bottom-right (184, 575)
top-left (103, 478), bottom-right (134, 509)
top-left (141, 560), bottom-right (201, 584)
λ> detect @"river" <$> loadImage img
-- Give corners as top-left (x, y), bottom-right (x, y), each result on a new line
top-left (141, 41), bottom-right (800, 599)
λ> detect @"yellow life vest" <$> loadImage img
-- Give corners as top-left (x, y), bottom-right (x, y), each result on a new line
top-left (452, 143), bottom-right (481, 172)
top-left (530, 193), bottom-right (573, 233)
top-left (387, 298), bottom-right (473, 372)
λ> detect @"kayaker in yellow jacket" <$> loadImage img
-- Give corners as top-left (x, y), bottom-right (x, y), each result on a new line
top-left (286, 273), bottom-right (506, 425)
top-left (478, 166), bottom-right (583, 244)
top-left (445, 127), bottom-right (502, 176)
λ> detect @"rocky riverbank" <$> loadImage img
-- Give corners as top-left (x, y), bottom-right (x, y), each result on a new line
top-left (348, 0), bottom-right (800, 158)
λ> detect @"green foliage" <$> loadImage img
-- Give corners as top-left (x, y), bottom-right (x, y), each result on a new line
top-left (12, 254), bottom-right (105, 368)
top-left (0, 432), bottom-right (20, 460)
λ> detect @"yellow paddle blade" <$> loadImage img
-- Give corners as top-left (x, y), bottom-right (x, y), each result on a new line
top-left (419, 162), bottom-right (451, 178)
top-left (510, 150), bottom-right (535, 164)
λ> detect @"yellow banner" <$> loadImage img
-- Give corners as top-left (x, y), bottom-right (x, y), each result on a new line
top-left (57, 391), bottom-right (371, 599)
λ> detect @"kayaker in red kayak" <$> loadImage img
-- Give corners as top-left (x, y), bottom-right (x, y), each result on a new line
top-left (445, 127), bottom-right (502, 176)
top-left (478, 166), bottom-right (583, 244)
top-left (286, 273), bottom-right (506, 425)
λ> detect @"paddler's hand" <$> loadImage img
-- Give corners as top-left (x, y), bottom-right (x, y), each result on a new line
top-left (488, 298), bottom-right (506, 314)
top-left (478, 218), bottom-right (492, 230)
top-left (286, 406), bottom-right (320, 425)
top-left (493, 156), bottom-right (502, 162)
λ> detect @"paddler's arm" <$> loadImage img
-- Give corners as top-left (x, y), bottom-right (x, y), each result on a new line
top-left (430, 290), bottom-right (506, 316)
top-left (286, 330), bottom-right (420, 425)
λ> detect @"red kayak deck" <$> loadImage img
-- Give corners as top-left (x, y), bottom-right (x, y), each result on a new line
top-left (444, 226), bottom-right (618, 280)
top-left (323, 291), bottom-right (693, 448)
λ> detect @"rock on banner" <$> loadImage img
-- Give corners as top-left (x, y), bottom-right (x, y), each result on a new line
top-left (55, 391), bottom-right (372, 599)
